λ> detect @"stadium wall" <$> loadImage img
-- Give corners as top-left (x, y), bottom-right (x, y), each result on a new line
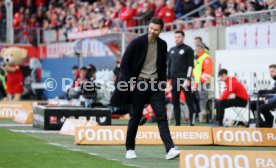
top-left (225, 22), bottom-right (276, 49)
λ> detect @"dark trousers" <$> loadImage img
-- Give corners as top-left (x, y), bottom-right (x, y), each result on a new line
top-left (216, 98), bottom-right (248, 125)
top-left (171, 79), bottom-right (196, 126)
top-left (192, 91), bottom-right (201, 118)
top-left (251, 100), bottom-right (276, 127)
top-left (0, 83), bottom-right (6, 99)
top-left (126, 81), bottom-right (174, 153)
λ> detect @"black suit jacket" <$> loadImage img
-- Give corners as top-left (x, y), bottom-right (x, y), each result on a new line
top-left (110, 33), bottom-right (168, 105)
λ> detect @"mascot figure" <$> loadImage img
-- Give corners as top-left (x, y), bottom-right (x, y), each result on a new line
top-left (0, 47), bottom-right (27, 101)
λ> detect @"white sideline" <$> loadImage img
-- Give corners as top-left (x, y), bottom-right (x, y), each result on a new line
top-left (8, 128), bottom-right (140, 167)
top-left (48, 143), bottom-right (64, 147)
top-left (68, 149), bottom-right (83, 152)
top-left (0, 124), bottom-right (32, 127)
top-left (123, 164), bottom-right (140, 167)
top-left (89, 153), bottom-right (99, 156)
top-left (9, 129), bottom-right (59, 134)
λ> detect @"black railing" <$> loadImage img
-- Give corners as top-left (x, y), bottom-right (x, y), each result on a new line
top-left (0, 22), bottom-right (6, 42)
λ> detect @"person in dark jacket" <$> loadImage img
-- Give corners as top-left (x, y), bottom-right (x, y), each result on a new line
top-left (0, 65), bottom-right (7, 99)
top-left (168, 30), bottom-right (196, 126)
top-left (110, 17), bottom-right (179, 160)
top-left (136, 2), bottom-right (154, 25)
top-left (86, 64), bottom-right (96, 81)
top-left (72, 65), bottom-right (79, 82)
top-left (112, 60), bottom-right (146, 124)
top-left (251, 64), bottom-right (276, 127)
top-left (182, 0), bottom-right (197, 17)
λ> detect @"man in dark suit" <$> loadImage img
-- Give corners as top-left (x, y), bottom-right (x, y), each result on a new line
top-left (168, 30), bottom-right (196, 126)
top-left (110, 18), bottom-right (180, 160)
top-left (251, 64), bottom-right (276, 127)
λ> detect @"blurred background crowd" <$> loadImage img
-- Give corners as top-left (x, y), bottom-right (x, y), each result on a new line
top-left (3, 0), bottom-right (274, 32)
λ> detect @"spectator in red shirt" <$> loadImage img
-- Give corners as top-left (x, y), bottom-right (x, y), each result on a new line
top-left (120, 1), bottom-right (136, 28)
top-left (158, 0), bottom-right (176, 24)
top-left (74, 67), bottom-right (88, 88)
top-left (136, 2), bottom-right (154, 25)
top-left (136, 0), bottom-right (146, 15)
top-left (215, 69), bottom-right (248, 126)
top-left (148, 0), bottom-right (156, 10)
top-left (154, 0), bottom-right (166, 17)
top-left (35, 0), bottom-right (46, 7)
top-left (203, 7), bottom-right (216, 27)
top-left (29, 14), bottom-right (38, 28)
top-left (112, 1), bottom-right (125, 29)
top-left (72, 65), bottom-right (80, 81)
top-left (50, 13), bottom-right (58, 29)
top-left (13, 7), bottom-right (24, 29)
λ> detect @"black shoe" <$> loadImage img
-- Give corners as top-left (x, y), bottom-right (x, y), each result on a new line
top-left (259, 121), bottom-right (273, 128)
top-left (212, 122), bottom-right (223, 127)
top-left (139, 116), bottom-right (147, 125)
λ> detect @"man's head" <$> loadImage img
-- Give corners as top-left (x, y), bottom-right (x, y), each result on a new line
top-left (148, 17), bottom-right (164, 41)
top-left (174, 30), bottom-right (185, 46)
top-left (116, 60), bottom-right (121, 68)
top-left (218, 69), bottom-right (228, 82)
top-left (194, 37), bottom-right (203, 45)
top-left (142, 2), bottom-right (150, 12)
top-left (195, 42), bottom-right (205, 54)
top-left (80, 67), bottom-right (87, 79)
top-left (155, 0), bottom-right (165, 7)
top-left (72, 65), bottom-right (78, 76)
top-left (166, 0), bottom-right (174, 9)
top-left (269, 64), bottom-right (276, 80)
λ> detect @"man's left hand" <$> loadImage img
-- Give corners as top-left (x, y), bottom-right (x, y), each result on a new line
top-left (183, 80), bottom-right (190, 87)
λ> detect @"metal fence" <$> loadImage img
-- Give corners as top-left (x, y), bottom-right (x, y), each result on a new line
top-left (1, 9), bottom-right (275, 45)
top-left (0, 22), bottom-right (6, 43)
top-left (124, 9), bottom-right (276, 34)
top-left (13, 28), bottom-right (44, 45)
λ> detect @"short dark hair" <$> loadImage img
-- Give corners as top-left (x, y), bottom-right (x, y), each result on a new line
top-left (80, 67), bottom-right (87, 71)
top-left (175, 30), bottom-right (185, 36)
top-left (72, 65), bottom-right (78, 70)
top-left (269, 64), bottom-right (276, 69)
top-left (218, 69), bottom-right (228, 76)
top-left (195, 42), bottom-right (205, 49)
top-left (195, 36), bottom-right (203, 42)
top-left (150, 17), bottom-right (164, 29)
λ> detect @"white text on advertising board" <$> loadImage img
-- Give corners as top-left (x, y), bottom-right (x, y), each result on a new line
top-left (180, 151), bottom-right (276, 168)
top-left (78, 128), bottom-right (125, 141)
top-left (216, 130), bottom-right (263, 143)
top-left (0, 108), bottom-right (21, 118)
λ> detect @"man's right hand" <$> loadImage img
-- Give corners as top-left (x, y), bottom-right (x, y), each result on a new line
top-left (130, 84), bottom-right (136, 91)
top-left (183, 80), bottom-right (190, 88)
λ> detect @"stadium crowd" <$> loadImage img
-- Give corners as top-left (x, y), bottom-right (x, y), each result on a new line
top-left (0, 0), bottom-right (274, 42)
top-left (8, 0), bottom-right (276, 31)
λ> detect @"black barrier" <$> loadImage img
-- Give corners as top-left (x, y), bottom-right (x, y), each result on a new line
top-left (33, 105), bottom-right (112, 130)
